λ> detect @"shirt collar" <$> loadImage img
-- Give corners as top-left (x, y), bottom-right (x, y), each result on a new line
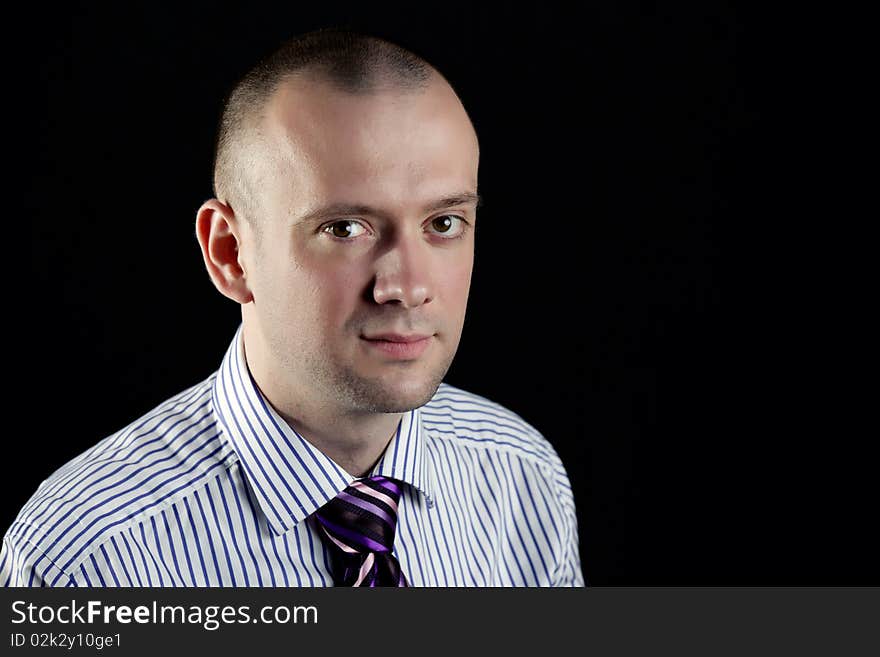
top-left (211, 323), bottom-right (435, 536)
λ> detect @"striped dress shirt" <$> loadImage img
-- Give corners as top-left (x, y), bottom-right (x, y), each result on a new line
top-left (1, 325), bottom-right (584, 587)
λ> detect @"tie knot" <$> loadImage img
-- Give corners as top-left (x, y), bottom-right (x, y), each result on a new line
top-left (314, 475), bottom-right (403, 554)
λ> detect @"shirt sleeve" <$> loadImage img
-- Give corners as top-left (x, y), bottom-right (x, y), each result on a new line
top-left (1, 524), bottom-right (78, 587)
top-left (550, 462), bottom-right (586, 587)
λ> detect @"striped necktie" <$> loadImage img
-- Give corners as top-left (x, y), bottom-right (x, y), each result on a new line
top-left (314, 475), bottom-right (409, 587)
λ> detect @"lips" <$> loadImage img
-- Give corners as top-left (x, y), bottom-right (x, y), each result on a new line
top-left (362, 333), bottom-right (433, 343)
top-left (361, 333), bottom-right (434, 360)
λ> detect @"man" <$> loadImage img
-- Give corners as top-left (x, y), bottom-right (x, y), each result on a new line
top-left (2, 28), bottom-right (584, 587)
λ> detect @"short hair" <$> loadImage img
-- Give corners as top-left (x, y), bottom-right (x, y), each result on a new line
top-left (211, 28), bottom-right (437, 231)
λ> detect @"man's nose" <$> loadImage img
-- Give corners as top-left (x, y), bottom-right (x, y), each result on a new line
top-left (372, 233), bottom-right (433, 308)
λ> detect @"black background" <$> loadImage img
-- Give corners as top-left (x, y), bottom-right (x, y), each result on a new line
top-left (12, 3), bottom-right (874, 584)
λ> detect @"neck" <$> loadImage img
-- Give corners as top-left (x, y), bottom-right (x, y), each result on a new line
top-left (242, 322), bottom-right (403, 478)
top-left (282, 407), bottom-right (403, 478)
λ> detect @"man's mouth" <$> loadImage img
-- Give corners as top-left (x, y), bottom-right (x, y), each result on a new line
top-left (362, 333), bottom-right (433, 343)
top-left (360, 333), bottom-right (434, 360)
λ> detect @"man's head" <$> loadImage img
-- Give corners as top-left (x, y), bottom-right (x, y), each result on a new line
top-left (196, 29), bottom-right (480, 416)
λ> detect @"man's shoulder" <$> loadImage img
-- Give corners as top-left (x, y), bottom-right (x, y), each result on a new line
top-left (5, 374), bottom-right (231, 581)
top-left (31, 374), bottom-right (223, 504)
top-left (422, 382), bottom-right (565, 475)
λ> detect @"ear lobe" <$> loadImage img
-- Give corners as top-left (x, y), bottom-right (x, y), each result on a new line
top-left (195, 199), bottom-right (254, 304)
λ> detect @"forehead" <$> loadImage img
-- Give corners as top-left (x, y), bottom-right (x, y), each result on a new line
top-left (258, 73), bottom-right (479, 207)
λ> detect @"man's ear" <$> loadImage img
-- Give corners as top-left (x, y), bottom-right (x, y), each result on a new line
top-left (195, 199), bottom-right (254, 304)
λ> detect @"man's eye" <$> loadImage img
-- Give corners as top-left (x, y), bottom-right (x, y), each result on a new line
top-left (428, 215), bottom-right (465, 237)
top-left (323, 220), bottom-right (367, 239)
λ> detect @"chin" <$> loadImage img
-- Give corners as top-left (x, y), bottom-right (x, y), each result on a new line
top-left (379, 380), bottom-right (442, 413)
top-left (341, 369), bottom-right (445, 414)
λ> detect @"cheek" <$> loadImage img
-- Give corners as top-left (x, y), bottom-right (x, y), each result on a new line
top-left (304, 261), bottom-right (368, 323)
top-left (440, 254), bottom-right (474, 306)
top-left (263, 239), bottom-right (363, 302)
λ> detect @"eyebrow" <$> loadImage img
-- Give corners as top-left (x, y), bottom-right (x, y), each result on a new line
top-left (297, 192), bottom-right (483, 224)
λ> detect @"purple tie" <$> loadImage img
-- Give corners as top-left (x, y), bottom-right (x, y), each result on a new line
top-left (314, 475), bottom-right (409, 587)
